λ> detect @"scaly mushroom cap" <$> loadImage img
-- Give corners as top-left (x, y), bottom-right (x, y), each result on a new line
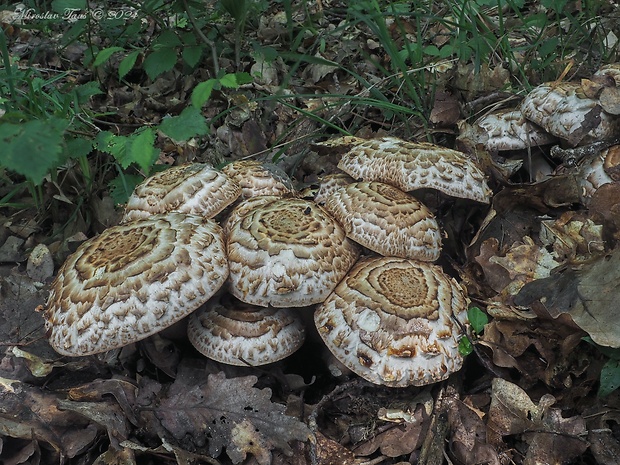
top-left (520, 81), bottom-right (620, 147)
top-left (336, 136), bottom-right (491, 203)
top-left (463, 109), bottom-right (557, 151)
top-left (314, 256), bottom-right (469, 387)
top-left (227, 197), bottom-right (360, 307)
top-left (122, 164), bottom-right (241, 222)
top-left (222, 195), bottom-right (280, 238)
top-left (45, 213), bottom-right (229, 356)
top-left (222, 160), bottom-right (295, 198)
top-left (594, 63), bottom-right (620, 86)
top-left (188, 293), bottom-right (305, 366)
top-left (314, 173), bottom-right (356, 205)
top-left (323, 181), bottom-right (442, 261)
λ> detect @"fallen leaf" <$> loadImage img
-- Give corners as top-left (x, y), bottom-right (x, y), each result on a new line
top-left (138, 367), bottom-right (311, 464)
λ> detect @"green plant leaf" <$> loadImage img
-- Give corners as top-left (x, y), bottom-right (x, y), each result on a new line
top-left (599, 359), bottom-right (620, 397)
top-left (219, 72), bottom-right (253, 88)
top-left (191, 79), bottom-right (218, 108)
top-left (119, 51), bottom-right (141, 79)
top-left (143, 48), bottom-right (178, 80)
top-left (182, 45), bottom-right (204, 68)
top-left (458, 337), bottom-right (474, 356)
top-left (108, 173), bottom-right (144, 205)
top-left (0, 118), bottom-right (68, 185)
top-left (159, 106), bottom-right (208, 141)
top-left (93, 47), bottom-right (124, 67)
top-left (124, 128), bottom-right (159, 172)
top-left (467, 307), bottom-right (488, 334)
top-left (155, 30), bottom-right (183, 48)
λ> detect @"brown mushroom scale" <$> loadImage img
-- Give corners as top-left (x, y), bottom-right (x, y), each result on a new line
top-left (45, 213), bottom-right (229, 356)
top-left (323, 181), bottom-right (442, 261)
top-left (315, 256), bottom-right (469, 387)
top-left (227, 197), bottom-right (360, 307)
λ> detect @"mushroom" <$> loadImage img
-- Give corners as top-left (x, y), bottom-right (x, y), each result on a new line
top-left (459, 109), bottom-right (557, 152)
top-left (519, 81), bottom-right (620, 147)
top-left (322, 181), bottom-right (442, 261)
top-left (335, 136), bottom-right (491, 203)
top-left (578, 145), bottom-right (620, 201)
top-left (221, 195), bottom-right (280, 237)
top-left (314, 256), bottom-right (469, 387)
top-left (222, 159), bottom-right (295, 198)
top-left (45, 213), bottom-right (229, 356)
top-left (187, 293), bottom-right (305, 366)
top-left (122, 164), bottom-right (241, 222)
top-left (227, 197), bottom-right (360, 307)
top-left (313, 172), bottom-right (355, 205)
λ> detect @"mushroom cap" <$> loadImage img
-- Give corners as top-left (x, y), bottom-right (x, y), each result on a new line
top-left (323, 181), bottom-right (442, 261)
top-left (594, 63), bottom-right (620, 86)
top-left (122, 164), bottom-right (241, 222)
top-left (222, 195), bottom-right (280, 238)
top-left (45, 213), bottom-right (229, 356)
top-left (520, 81), bottom-right (620, 147)
top-left (336, 136), bottom-right (491, 203)
top-left (187, 293), bottom-right (306, 366)
top-left (578, 145), bottom-right (620, 201)
top-left (227, 197), bottom-right (360, 307)
top-left (222, 160), bottom-right (295, 198)
top-left (463, 109), bottom-right (557, 151)
top-left (314, 173), bottom-right (356, 205)
top-left (314, 256), bottom-right (469, 387)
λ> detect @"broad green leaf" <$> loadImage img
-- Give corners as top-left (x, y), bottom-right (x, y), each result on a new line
top-left (182, 45), bottom-right (204, 68)
top-left (124, 128), bottom-right (158, 172)
top-left (219, 72), bottom-right (253, 88)
top-left (94, 131), bottom-right (127, 159)
top-left (467, 307), bottom-right (489, 334)
top-left (119, 50), bottom-right (141, 79)
top-left (108, 174), bottom-right (144, 205)
top-left (458, 337), bottom-right (473, 356)
top-left (154, 30), bottom-right (182, 48)
top-left (93, 47), bottom-right (124, 67)
top-left (599, 359), bottom-right (620, 397)
top-left (159, 106), bottom-right (208, 141)
top-left (0, 118), bottom-right (68, 185)
top-left (191, 79), bottom-right (217, 108)
top-left (143, 48), bottom-right (177, 80)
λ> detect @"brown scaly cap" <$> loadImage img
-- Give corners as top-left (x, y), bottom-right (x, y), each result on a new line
top-left (520, 81), bottom-right (620, 147)
top-left (227, 197), bottom-right (360, 307)
top-left (188, 293), bottom-right (305, 366)
top-left (336, 136), bottom-right (491, 203)
top-left (122, 164), bottom-right (241, 222)
top-left (314, 256), bottom-right (469, 387)
top-left (45, 213), bottom-right (229, 356)
top-left (323, 181), bottom-right (442, 261)
top-left (222, 160), bottom-right (295, 198)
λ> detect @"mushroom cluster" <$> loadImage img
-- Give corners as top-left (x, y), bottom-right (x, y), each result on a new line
top-left (45, 143), bottom-right (480, 386)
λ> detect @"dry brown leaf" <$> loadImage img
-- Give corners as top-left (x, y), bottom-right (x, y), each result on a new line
top-left (0, 377), bottom-right (100, 459)
top-left (447, 394), bottom-right (501, 465)
top-left (429, 90), bottom-right (461, 127)
top-left (516, 247), bottom-right (620, 347)
top-left (137, 368), bottom-right (311, 464)
top-left (315, 431), bottom-right (356, 465)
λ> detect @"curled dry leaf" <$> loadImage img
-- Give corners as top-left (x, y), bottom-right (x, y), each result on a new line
top-left (138, 370), bottom-right (311, 465)
top-left (487, 378), bottom-right (587, 464)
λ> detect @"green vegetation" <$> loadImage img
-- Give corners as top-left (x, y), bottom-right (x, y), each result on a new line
top-left (0, 0), bottom-right (616, 224)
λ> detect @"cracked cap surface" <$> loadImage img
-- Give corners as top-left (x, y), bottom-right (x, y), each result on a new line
top-left (45, 213), bottom-right (229, 356)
